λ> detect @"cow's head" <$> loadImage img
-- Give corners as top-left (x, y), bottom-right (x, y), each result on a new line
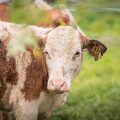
top-left (42, 26), bottom-right (107, 93)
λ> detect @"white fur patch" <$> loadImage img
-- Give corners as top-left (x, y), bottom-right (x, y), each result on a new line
top-left (45, 26), bottom-right (83, 90)
top-left (38, 92), bottom-right (67, 117)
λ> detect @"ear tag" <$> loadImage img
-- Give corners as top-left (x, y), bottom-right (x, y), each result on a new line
top-left (94, 46), bottom-right (101, 61)
top-left (33, 47), bottom-right (43, 58)
top-left (60, 19), bottom-right (66, 26)
top-left (98, 52), bottom-right (101, 60)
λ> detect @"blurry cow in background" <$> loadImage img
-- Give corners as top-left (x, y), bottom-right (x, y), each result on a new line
top-left (0, 1), bottom-right (70, 27)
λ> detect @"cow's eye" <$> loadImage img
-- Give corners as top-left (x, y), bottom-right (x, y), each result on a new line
top-left (73, 51), bottom-right (80, 59)
top-left (75, 51), bottom-right (80, 56)
top-left (45, 51), bottom-right (51, 59)
top-left (45, 51), bottom-right (48, 55)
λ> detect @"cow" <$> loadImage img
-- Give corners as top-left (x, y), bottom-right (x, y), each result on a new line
top-left (0, 21), bottom-right (107, 120)
top-left (0, 1), bottom-right (70, 119)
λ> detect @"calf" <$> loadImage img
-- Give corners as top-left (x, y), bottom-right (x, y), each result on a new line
top-left (0, 22), bottom-right (107, 120)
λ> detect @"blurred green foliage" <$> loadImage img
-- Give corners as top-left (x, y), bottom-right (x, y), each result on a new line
top-left (8, 31), bottom-right (39, 56)
top-left (87, 0), bottom-right (120, 8)
top-left (10, 0), bottom-right (49, 25)
top-left (9, 0), bottom-right (49, 55)
top-left (67, 0), bottom-right (120, 39)
top-left (55, 0), bottom-right (67, 5)
top-left (72, 10), bottom-right (120, 39)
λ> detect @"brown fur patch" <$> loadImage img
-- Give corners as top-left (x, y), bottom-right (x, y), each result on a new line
top-left (0, 4), bottom-right (10, 22)
top-left (36, 9), bottom-right (70, 27)
top-left (21, 53), bottom-right (49, 101)
top-left (0, 39), bottom-right (18, 99)
top-left (0, 83), bottom-right (7, 99)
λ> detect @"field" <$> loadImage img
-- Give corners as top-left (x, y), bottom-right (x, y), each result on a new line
top-left (48, 1), bottom-right (120, 120)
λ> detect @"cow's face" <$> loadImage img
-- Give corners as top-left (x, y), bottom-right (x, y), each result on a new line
top-left (45, 26), bottom-right (82, 92)
top-left (44, 26), bottom-right (107, 93)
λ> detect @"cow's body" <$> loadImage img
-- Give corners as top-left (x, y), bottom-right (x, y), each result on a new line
top-left (0, 22), bottom-right (68, 120)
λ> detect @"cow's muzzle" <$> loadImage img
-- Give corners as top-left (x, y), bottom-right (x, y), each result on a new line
top-left (48, 79), bottom-right (69, 92)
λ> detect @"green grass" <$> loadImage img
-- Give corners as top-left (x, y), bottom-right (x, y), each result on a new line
top-left (48, 41), bottom-right (120, 120)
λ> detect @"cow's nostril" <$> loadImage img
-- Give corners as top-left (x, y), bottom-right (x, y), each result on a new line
top-left (60, 82), bottom-right (66, 91)
top-left (60, 81), bottom-right (65, 87)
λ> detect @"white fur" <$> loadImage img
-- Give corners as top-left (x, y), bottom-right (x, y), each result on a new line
top-left (46, 26), bottom-right (83, 89)
top-left (0, 21), bottom-right (52, 38)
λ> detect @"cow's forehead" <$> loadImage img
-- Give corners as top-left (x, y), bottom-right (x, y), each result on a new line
top-left (46, 26), bottom-right (81, 54)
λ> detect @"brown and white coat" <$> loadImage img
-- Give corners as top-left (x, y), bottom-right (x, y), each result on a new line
top-left (0, 22), bottom-right (67, 120)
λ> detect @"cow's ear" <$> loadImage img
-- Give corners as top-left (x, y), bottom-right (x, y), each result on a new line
top-left (80, 34), bottom-right (107, 61)
top-left (39, 29), bottom-right (53, 43)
